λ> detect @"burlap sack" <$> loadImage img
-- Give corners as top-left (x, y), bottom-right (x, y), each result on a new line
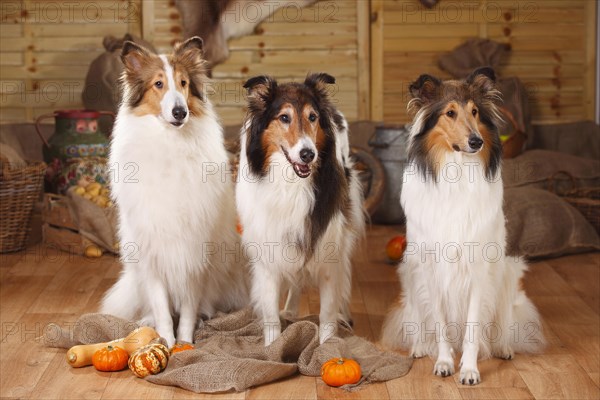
top-left (502, 150), bottom-right (600, 193)
top-left (496, 77), bottom-right (533, 149)
top-left (527, 121), bottom-right (600, 159)
top-left (504, 187), bottom-right (600, 258)
top-left (66, 187), bottom-right (118, 253)
top-left (82, 34), bottom-right (156, 115)
top-left (44, 308), bottom-right (412, 393)
top-left (438, 38), bottom-right (508, 79)
top-left (0, 140), bottom-right (26, 170)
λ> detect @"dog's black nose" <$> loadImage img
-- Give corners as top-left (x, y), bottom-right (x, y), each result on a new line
top-left (468, 134), bottom-right (483, 150)
top-left (300, 148), bottom-right (315, 163)
top-left (172, 107), bottom-right (187, 121)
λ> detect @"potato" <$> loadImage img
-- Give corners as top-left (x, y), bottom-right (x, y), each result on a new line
top-left (94, 195), bottom-right (109, 208)
top-left (87, 187), bottom-right (100, 197)
top-left (86, 182), bottom-right (101, 192)
top-left (74, 186), bottom-right (86, 195)
top-left (84, 245), bottom-right (103, 258)
top-left (100, 188), bottom-right (110, 196)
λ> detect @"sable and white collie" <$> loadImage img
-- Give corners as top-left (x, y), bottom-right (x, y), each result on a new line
top-left (381, 67), bottom-right (545, 385)
top-left (101, 37), bottom-right (248, 347)
top-left (236, 73), bottom-right (365, 346)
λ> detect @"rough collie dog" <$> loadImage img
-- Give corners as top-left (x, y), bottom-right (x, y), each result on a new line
top-left (237, 73), bottom-right (364, 346)
top-left (101, 37), bottom-right (248, 347)
top-left (381, 67), bottom-right (545, 384)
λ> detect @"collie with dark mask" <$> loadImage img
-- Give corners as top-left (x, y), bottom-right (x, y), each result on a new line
top-left (236, 73), bottom-right (365, 346)
top-left (101, 37), bottom-right (248, 347)
top-left (381, 67), bottom-right (545, 384)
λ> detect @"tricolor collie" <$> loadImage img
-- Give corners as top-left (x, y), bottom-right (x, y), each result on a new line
top-left (101, 37), bottom-right (248, 347)
top-left (237, 73), bottom-right (365, 346)
top-left (381, 67), bottom-right (545, 384)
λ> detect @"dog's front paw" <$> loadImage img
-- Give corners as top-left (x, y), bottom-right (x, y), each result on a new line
top-left (162, 333), bottom-right (176, 348)
top-left (434, 360), bottom-right (455, 377)
top-left (494, 346), bottom-right (514, 360)
top-left (411, 351), bottom-right (427, 359)
top-left (263, 323), bottom-right (281, 346)
top-left (411, 347), bottom-right (427, 358)
top-left (319, 322), bottom-right (337, 344)
top-left (410, 342), bottom-right (429, 358)
top-left (459, 368), bottom-right (481, 385)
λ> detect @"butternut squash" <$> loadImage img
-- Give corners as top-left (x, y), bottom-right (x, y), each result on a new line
top-left (66, 326), bottom-right (159, 368)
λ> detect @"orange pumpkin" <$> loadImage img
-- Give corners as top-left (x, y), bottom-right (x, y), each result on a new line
top-left (386, 235), bottom-right (407, 262)
top-left (171, 343), bottom-right (194, 354)
top-left (92, 345), bottom-right (129, 372)
top-left (321, 358), bottom-right (361, 387)
top-left (128, 342), bottom-right (170, 378)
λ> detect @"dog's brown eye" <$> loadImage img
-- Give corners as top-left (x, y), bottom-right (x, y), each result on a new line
top-left (279, 114), bottom-right (290, 124)
top-left (181, 80), bottom-right (187, 87)
top-left (308, 113), bottom-right (317, 122)
top-left (472, 108), bottom-right (478, 117)
top-left (155, 81), bottom-right (163, 89)
top-left (446, 110), bottom-right (455, 118)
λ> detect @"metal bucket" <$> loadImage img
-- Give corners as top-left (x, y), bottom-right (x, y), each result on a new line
top-left (369, 125), bottom-right (410, 224)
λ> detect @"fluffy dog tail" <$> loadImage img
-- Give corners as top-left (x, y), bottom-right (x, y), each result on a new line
top-left (100, 267), bottom-right (140, 320)
top-left (506, 258), bottom-right (546, 354)
top-left (381, 302), bottom-right (406, 350)
top-left (511, 288), bottom-right (546, 354)
top-left (381, 297), bottom-right (435, 357)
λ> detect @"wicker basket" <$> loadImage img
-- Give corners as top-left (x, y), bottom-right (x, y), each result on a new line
top-left (547, 171), bottom-right (600, 235)
top-left (563, 187), bottom-right (600, 235)
top-left (0, 158), bottom-right (47, 253)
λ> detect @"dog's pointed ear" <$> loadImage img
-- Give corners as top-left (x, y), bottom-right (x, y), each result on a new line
top-left (467, 67), bottom-right (496, 92)
top-left (175, 36), bottom-right (204, 56)
top-left (305, 72), bottom-right (336, 90)
top-left (409, 74), bottom-right (441, 103)
top-left (304, 73), bottom-right (336, 100)
top-left (173, 36), bottom-right (204, 69)
top-left (244, 75), bottom-right (277, 111)
top-left (407, 74), bottom-right (441, 114)
top-left (467, 66), bottom-right (502, 108)
top-left (121, 41), bottom-right (151, 72)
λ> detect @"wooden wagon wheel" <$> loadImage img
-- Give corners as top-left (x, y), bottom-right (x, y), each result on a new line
top-left (350, 146), bottom-right (386, 217)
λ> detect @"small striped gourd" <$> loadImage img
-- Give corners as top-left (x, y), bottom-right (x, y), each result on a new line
top-left (128, 342), bottom-right (170, 378)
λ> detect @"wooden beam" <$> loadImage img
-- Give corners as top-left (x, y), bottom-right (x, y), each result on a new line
top-left (584, 0), bottom-right (597, 120)
top-left (356, 0), bottom-right (371, 120)
top-left (370, 0), bottom-right (384, 122)
top-left (128, 0), bottom-right (143, 37)
top-left (141, 0), bottom-right (155, 42)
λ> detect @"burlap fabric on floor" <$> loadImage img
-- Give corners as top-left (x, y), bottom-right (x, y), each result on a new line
top-left (44, 308), bottom-right (412, 393)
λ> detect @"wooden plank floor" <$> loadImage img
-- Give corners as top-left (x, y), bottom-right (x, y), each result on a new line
top-left (1, 225), bottom-right (599, 399)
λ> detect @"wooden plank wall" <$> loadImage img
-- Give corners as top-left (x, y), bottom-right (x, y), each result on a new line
top-left (0, 0), bottom-right (141, 122)
top-left (0, 0), bottom-right (365, 126)
top-left (372, 0), bottom-right (597, 124)
top-left (146, 0), bottom-right (363, 125)
top-left (1, 0), bottom-right (596, 126)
